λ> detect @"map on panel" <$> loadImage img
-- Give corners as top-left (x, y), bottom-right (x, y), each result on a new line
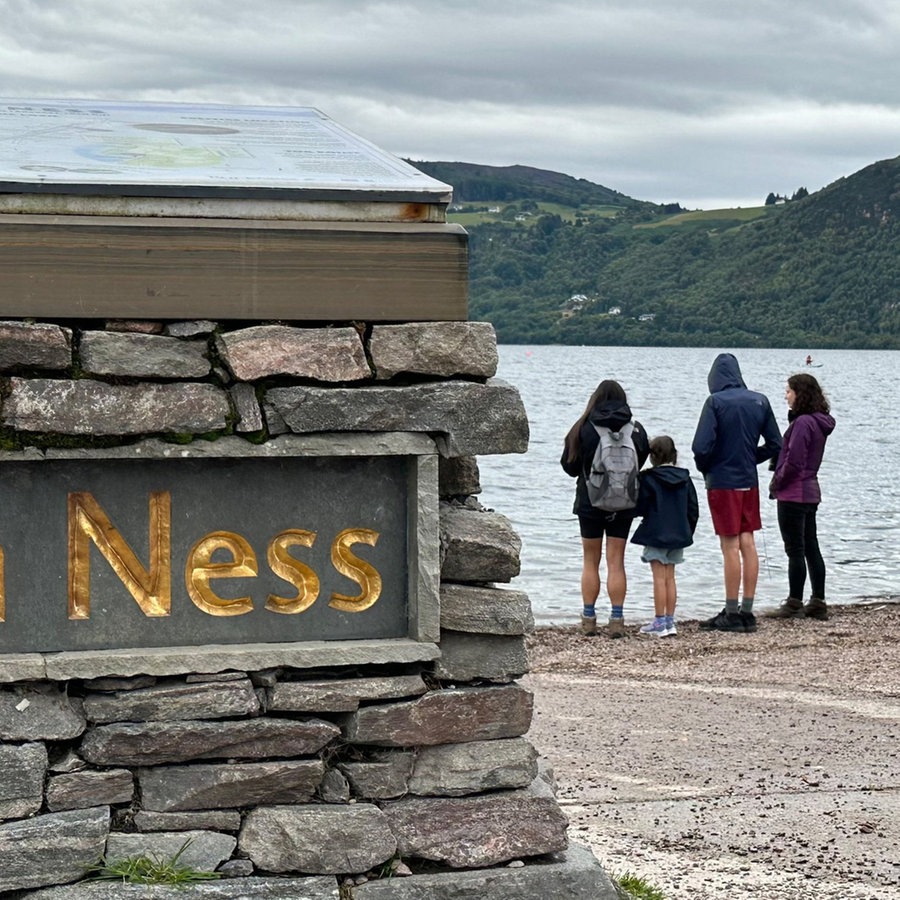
top-left (0, 99), bottom-right (449, 198)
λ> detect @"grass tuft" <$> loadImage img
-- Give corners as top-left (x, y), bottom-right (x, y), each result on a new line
top-left (86, 838), bottom-right (222, 885)
top-left (615, 870), bottom-right (666, 900)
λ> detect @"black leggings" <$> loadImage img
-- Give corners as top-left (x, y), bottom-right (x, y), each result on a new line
top-left (777, 500), bottom-right (826, 599)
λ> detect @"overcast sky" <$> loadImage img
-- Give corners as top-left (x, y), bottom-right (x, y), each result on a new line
top-left (2, 0), bottom-right (899, 209)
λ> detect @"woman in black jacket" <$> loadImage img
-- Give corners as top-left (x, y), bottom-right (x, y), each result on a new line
top-left (561, 380), bottom-right (649, 638)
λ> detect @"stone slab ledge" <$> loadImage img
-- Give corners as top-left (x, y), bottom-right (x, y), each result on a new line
top-left (0, 639), bottom-right (440, 682)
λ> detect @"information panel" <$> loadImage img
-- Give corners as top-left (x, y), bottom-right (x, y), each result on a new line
top-left (0, 99), bottom-right (450, 200)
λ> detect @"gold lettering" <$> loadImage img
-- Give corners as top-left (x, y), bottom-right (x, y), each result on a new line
top-left (0, 546), bottom-right (4, 622)
top-left (186, 531), bottom-right (257, 616)
top-left (67, 491), bottom-right (171, 620)
top-left (329, 527), bottom-right (382, 612)
top-left (266, 529), bottom-right (320, 614)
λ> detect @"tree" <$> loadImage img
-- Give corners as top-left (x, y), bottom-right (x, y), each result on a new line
top-left (765, 192), bottom-right (778, 206)
top-left (792, 187), bottom-right (809, 201)
top-left (535, 214), bottom-right (563, 236)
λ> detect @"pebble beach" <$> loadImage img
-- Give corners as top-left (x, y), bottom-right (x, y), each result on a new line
top-left (525, 601), bottom-right (900, 899)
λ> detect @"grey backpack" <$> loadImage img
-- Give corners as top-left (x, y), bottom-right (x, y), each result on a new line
top-left (586, 423), bottom-right (639, 512)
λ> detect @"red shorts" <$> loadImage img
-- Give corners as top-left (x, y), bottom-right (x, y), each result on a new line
top-left (707, 488), bottom-right (761, 536)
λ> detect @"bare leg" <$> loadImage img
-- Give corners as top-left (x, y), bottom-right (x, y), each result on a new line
top-left (580, 537), bottom-right (604, 608)
top-left (719, 534), bottom-right (741, 598)
top-left (605, 536), bottom-right (627, 608)
top-left (739, 531), bottom-right (759, 599)
top-left (649, 560), bottom-right (667, 617)
top-left (664, 564), bottom-right (677, 617)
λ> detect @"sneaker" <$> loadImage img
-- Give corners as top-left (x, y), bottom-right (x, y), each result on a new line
top-left (581, 615), bottom-right (598, 635)
top-left (763, 597), bottom-right (805, 619)
top-left (639, 618), bottom-right (668, 636)
top-left (662, 622), bottom-right (677, 637)
top-left (607, 616), bottom-right (626, 639)
top-left (741, 611), bottom-right (758, 633)
top-left (699, 608), bottom-right (746, 632)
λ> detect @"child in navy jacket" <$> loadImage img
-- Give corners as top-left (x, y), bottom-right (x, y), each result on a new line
top-left (631, 436), bottom-right (699, 636)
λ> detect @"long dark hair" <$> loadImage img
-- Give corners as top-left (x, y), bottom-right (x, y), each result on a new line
top-left (788, 373), bottom-right (830, 416)
top-left (563, 379), bottom-right (627, 464)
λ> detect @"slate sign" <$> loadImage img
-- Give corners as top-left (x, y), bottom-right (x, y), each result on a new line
top-left (0, 455), bottom-right (410, 653)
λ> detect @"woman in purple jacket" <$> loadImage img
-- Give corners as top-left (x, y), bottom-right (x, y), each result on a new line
top-left (768, 373), bottom-right (836, 620)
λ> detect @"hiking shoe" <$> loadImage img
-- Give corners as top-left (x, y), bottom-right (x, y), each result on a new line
top-left (699, 608), bottom-right (745, 632)
top-left (639, 619), bottom-right (668, 636)
top-left (741, 611), bottom-right (758, 633)
top-left (581, 615), bottom-right (598, 636)
top-left (607, 617), bottom-right (626, 639)
top-left (764, 597), bottom-right (805, 619)
top-left (804, 598), bottom-right (829, 620)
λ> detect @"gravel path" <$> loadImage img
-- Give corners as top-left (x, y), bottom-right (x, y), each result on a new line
top-left (525, 601), bottom-right (900, 900)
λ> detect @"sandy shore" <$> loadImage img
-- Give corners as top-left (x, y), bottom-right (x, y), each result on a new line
top-left (524, 601), bottom-right (900, 900)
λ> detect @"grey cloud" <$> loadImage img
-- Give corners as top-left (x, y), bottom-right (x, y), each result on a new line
top-left (1, 0), bottom-right (899, 207)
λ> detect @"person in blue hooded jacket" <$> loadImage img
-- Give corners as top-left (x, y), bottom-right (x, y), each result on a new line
top-left (692, 353), bottom-right (782, 633)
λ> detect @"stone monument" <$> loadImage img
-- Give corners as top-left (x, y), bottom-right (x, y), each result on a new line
top-left (0, 98), bottom-right (619, 898)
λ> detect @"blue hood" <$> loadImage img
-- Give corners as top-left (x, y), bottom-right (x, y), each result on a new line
top-left (648, 465), bottom-right (694, 489)
top-left (708, 353), bottom-right (746, 393)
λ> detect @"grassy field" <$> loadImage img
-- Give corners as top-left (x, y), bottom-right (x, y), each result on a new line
top-left (637, 205), bottom-right (771, 228)
top-left (448, 200), bottom-right (622, 227)
top-left (448, 200), bottom-right (772, 229)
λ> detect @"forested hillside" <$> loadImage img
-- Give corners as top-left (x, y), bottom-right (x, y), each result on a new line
top-left (409, 160), bottom-right (638, 208)
top-left (411, 158), bottom-right (900, 348)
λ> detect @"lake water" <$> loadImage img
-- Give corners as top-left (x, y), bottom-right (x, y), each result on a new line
top-left (478, 345), bottom-right (899, 625)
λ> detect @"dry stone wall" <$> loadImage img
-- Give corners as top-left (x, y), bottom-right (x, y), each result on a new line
top-left (0, 318), bottom-right (618, 898)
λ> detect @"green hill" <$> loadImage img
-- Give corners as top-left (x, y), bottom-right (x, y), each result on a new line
top-left (414, 157), bottom-right (900, 348)
top-left (407, 160), bottom-right (640, 208)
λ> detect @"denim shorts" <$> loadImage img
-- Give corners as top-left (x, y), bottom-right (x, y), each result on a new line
top-left (641, 546), bottom-right (685, 565)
